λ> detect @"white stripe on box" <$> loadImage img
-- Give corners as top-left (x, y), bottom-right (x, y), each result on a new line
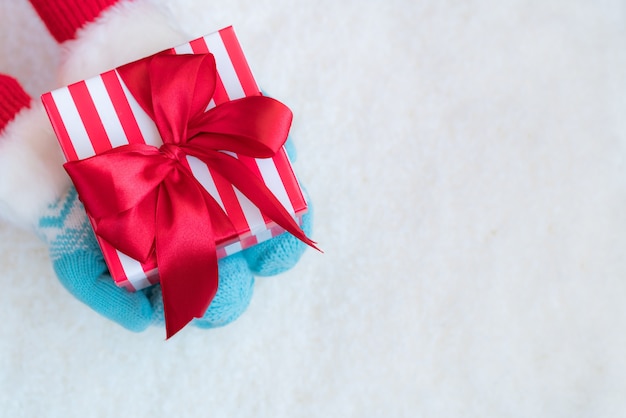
top-left (50, 87), bottom-right (95, 159)
top-left (116, 71), bottom-right (163, 147)
top-left (84, 76), bottom-right (129, 148)
top-left (117, 250), bottom-right (151, 290)
top-left (174, 43), bottom-right (194, 54)
top-left (204, 34), bottom-right (246, 100)
top-left (223, 240), bottom-right (243, 256)
top-left (255, 157), bottom-right (295, 215)
top-left (218, 151), bottom-right (266, 235)
top-left (233, 188), bottom-right (266, 235)
top-left (186, 155), bottom-right (226, 212)
top-left (254, 228), bottom-right (273, 244)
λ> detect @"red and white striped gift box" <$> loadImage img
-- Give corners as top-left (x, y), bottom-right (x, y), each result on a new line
top-left (41, 26), bottom-right (307, 291)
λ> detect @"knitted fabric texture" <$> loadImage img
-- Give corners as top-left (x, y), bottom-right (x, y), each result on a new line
top-left (0, 75), bottom-right (31, 132)
top-left (28, 0), bottom-right (121, 43)
top-left (244, 206), bottom-right (313, 276)
top-left (39, 187), bottom-right (154, 331)
top-left (149, 254), bottom-right (256, 328)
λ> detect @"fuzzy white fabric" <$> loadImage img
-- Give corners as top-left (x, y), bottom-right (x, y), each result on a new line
top-left (0, 0), bottom-right (625, 417)
top-left (0, 102), bottom-right (69, 228)
top-left (59, 0), bottom-right (187, 84)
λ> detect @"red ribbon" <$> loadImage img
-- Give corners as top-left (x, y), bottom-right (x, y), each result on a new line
top-left (64, 52), bottom-right (316, 338)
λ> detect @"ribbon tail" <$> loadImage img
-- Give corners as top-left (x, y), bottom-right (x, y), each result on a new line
top-left (210, 152), bottom-right (319, 251)
top-left (156, 177), bottom-right (219, 339)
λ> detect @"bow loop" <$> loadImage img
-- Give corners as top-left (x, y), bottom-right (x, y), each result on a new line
top-left (187, 96), bottom-right (293, 158)
top-left (66, 144), bottom-right (173, 219)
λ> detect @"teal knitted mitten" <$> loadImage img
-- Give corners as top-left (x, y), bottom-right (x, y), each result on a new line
top-left (39, 186), bottom-right (312, 332)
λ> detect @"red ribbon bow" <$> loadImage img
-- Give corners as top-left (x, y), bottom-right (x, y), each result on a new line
top-left (64, 52), bottom-right (316, 338)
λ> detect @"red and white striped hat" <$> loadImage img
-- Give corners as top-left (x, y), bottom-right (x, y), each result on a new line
top-left (0, 75), bottom-right (31, 132)
top-left (29, 0), bottom-right (121, 44)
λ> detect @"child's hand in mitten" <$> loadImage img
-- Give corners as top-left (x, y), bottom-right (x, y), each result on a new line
top-left (0, 0), bottom-right (314, 334)
top-left (41, 185), bottom-right (312, 332)
top-left (0, 74), bottom-right (312, 333)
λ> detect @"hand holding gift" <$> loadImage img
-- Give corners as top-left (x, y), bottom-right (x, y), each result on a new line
top-left (0, 0), bottom-right (315, 337)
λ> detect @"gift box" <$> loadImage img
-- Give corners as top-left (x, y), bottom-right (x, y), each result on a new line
top-left (41, 26), bottom-right (308, 295)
